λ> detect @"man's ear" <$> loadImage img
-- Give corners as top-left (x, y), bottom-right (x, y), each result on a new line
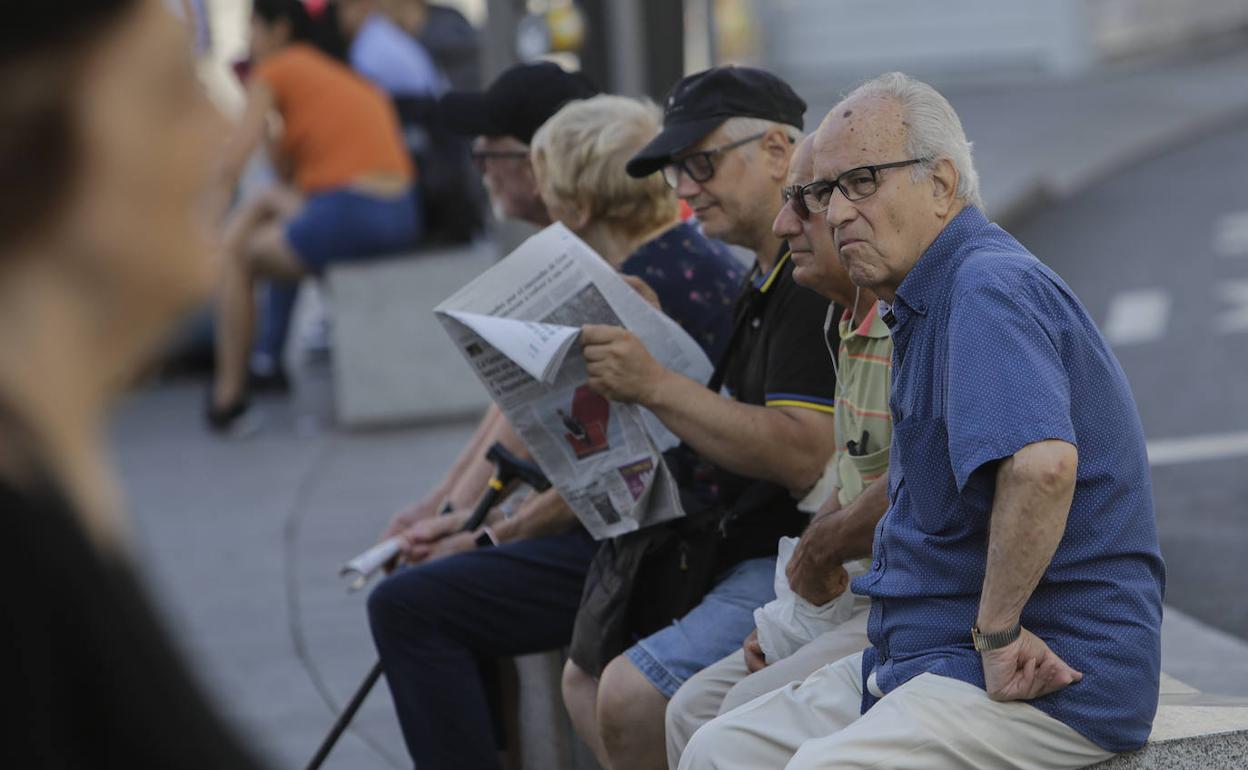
top-left (760, 127), bottom-right (796, 182)
top-left (929, 157), bottom-right (960, 216)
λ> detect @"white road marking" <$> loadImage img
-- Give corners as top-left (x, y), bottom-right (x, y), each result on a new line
top-left (1103, 289), bottom-right (1170, 345)
top-left (1216, 280), bottom-right (1248, 334)
top-left (1214, 211), bottom-right (1248, 258)
top-left (1148, 431), bottom-right (1248, 467)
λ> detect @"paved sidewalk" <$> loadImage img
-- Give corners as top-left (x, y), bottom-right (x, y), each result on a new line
top-left (113, 42), bottom-right (1248, 770)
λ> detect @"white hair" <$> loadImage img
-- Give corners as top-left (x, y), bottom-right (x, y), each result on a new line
top-left (841, 72), bottom-right (983, 210)
top-left (717, 116), bottom-right (803, 147)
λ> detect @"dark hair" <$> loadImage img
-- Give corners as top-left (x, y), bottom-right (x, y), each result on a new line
top-left (252, 0), bottom-right (315, 43)
top-left (0, 0), bottom-right (137, 252)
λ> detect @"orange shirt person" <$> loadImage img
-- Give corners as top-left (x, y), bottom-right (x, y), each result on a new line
top-left (208, 0), bottom-right (422, 433)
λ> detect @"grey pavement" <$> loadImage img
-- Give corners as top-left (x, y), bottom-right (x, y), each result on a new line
top-left (113, 42), bottom-right (1248, 770)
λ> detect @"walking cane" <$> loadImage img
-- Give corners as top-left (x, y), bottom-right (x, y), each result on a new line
top-left (305, 442), bottom-right (551, 770)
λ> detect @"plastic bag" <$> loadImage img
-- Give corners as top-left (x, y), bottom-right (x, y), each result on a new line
top-left (753, 537), bottom-right (864, 663)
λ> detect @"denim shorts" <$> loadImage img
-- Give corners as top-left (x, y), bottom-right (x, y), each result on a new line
top-left (625, 556), bottom-right (777, 698)
top-left (286, 185), bottom-right (422, 272)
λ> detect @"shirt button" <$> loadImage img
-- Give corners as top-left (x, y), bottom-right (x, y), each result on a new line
top-left (872, 560), bottom-right (882, 571)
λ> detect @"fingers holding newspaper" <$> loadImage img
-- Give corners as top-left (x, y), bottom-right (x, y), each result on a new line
top-left (580, 324), bottom-right (670, 404)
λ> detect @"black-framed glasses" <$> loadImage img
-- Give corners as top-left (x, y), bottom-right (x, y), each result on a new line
top-left (800, 158), bottom-right (928, 213)
top-left (781, 184), bottom-right (811, 220)
top-left (661, 132), bottom-right (765, 188)
top-left (471, 149), bottom-right (530, 173)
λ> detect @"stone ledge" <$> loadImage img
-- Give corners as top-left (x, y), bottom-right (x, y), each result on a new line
top-left (1092, 702), bottom-right (1248, 768)
top-left (326, 243), bottom-right (498, 428)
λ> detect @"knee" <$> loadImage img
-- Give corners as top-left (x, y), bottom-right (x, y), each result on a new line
top-left (366, 568), bottom-right (438, 637)
top-left (679, 713), bottom-right (732, 769)
top-left (597, 655), bottom-right (652, 747)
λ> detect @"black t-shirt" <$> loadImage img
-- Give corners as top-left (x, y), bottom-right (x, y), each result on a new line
top-left (708, 248), bottom-right (838, 559)
top-left (1, 469), bottom-right (265, 769)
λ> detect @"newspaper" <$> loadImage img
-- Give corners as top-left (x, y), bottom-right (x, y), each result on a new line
top-left (435, 223), bottom-right (714, 539)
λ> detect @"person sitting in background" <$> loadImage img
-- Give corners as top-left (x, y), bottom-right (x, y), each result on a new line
top-left (336, 0), bottom-right (445, 98)
top-left (367, 91), bottom-right (744, 770)
top-left (385, 0), bottom-right (481, 89)
top-left (207, 0), bottom-right (420, 432)
top-left (1, 0), bottom-right (262, 765)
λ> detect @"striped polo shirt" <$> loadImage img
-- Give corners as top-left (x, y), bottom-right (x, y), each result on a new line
top-left (832, 308), bottom-right (893, 508)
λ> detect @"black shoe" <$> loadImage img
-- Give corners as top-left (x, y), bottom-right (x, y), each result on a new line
top-left (205, 396), bottom-right (259, 436)
top-left (247, 366), bottom-right (291, 395)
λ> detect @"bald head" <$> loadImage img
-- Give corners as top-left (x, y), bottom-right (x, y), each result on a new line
top-left (811, 87), bottom-right (964, 302)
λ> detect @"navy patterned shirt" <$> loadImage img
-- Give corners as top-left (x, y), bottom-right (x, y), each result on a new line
top-left (620, 221), bottom-right (743, 365)
top-left (854, 206), bottom-right (1165, 752)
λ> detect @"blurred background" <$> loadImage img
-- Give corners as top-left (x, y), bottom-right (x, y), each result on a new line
top-left (130, 1), bottom-right (1248, 768)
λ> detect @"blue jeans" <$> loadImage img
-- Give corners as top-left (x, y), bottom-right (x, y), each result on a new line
top-left (625, 556), bottom-right (777, 698)
top-left (256, 185), bottom-right (422, 363)
top-left (367, 528), bottom-right (598, 770)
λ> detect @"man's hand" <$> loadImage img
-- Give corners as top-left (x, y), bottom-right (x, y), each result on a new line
top-left (621, 275), bottom-right (662, 311)
top-left (580, 324), bottom-right (669, 404)
top-left (786, 512), bottom-right (848, 605)
top-left (743, 629), bottom-right (768, 673)
top-left (419, 531), bottom-right (478, 564)
top-left (980, 627), bottom-right (1082, 702)
top-left (380, 494), bottom-right (446, 543)
top-left (397, 509), bottom-right (470, 562)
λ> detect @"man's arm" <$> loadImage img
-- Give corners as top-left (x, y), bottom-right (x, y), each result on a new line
top-left (977, 439), bottom-right (1082, 702)
top-left (580, 325), bottom-right (835, 496)
top-left (489, 488), bottom-right (579, 543)
top-left (786, 475), bottom-right (888, 604)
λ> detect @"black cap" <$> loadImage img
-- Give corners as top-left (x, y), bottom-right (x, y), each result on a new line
top-left (437, 61), bottom-right (600, 145)
top-left (626, 66), bottom-right (806, 178)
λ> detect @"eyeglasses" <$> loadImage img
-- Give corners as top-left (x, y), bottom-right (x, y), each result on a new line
top-left (661, 132), bottom-right (765, 189)
top-left (780, 184), bottom-right (811, 220)
top-left (471, 149), bottom-right (530, 173)
top-left (799, 159), bottom-right (928, 213)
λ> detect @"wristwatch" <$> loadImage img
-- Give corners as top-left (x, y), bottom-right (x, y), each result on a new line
top-left (972, 622), bottom-right (1021, 651)
top-left (473, 526), bottom-right (499, 549)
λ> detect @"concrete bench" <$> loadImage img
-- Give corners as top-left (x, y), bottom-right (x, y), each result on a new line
top-left (325, 242), bottom-right (499, 428)
top-left (1092, 674), bottom-right (1248, 768)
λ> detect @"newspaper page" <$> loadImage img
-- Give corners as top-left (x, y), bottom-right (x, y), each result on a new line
top-left (435, 223), bottom-right (713, 539)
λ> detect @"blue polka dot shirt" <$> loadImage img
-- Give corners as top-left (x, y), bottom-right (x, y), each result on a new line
top-left (853, 206), bottom-right (1165, 752)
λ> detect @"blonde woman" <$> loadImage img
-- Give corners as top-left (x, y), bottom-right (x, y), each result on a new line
top-left (367, 93), bottom-right (743, 770)
top-left (530, 93), bottom-right (742, 362)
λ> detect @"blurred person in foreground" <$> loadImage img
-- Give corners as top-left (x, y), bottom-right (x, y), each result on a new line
top-left (366, 92), bottom-right (743, 770)
top-left (0, 0), bottom-right (263, 766)
top-left (680, 71), bottom-right (1164, 770)
top-left (665, 131), bottom-right (892, 767)
top-left (207, 0), bottom-right (419, 432)
top-left (559, 66), bottom-right (840, 770)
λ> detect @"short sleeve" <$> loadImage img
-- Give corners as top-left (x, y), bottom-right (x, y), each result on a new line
top-left (762, 278), bottom-right (838, 414)
top-left (946, 271), bottom-right (1075, 492)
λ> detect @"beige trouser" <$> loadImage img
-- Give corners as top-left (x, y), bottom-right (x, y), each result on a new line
top-left (677, 651), bottom-right (1114, 770)
top-left (666, 599), bottom-right (871, 768)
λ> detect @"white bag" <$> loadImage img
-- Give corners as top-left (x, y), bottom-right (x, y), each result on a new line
top-left (753, 537), bottom-right (864, 663)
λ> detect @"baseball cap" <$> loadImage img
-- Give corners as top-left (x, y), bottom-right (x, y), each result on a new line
top-left (438, 61), bottom-right (600, 145)
top-left (626, 66), bottom-right (806, 178)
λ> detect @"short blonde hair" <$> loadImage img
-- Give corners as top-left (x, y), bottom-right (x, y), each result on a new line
top-left (531, 94), bottom-right (678, 237)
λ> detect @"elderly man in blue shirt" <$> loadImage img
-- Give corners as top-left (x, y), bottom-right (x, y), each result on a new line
top-left (679, 71), bottom-right (1164, 770)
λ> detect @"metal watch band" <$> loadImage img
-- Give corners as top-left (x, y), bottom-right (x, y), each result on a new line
top-left (972, 623), bottom-right (1022, 651)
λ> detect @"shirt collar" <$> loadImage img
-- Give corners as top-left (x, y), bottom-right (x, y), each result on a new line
top-left (893, 206), bottom-right (989, 319)
top-left (840, 306), bottom-right (891, 340)
top-left (751, 245), bottom-right (792, 293)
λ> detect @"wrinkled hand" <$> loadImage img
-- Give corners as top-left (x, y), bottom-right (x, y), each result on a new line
top-left (580, 324), bottom-right (668, 404)
top-left (419, 531), bottom-right (478, 564)
top-left (398, 509), bottom-right (470, 563)
top-left (786, 513), bottom-right (848, 605)
top-left (380, 494), bottom-right (446, 543)
top-left (621, 275), bottom-right (662, 311)
top-left (743, 629), bottom-right (768, 673)
top-left (980, 627), bottom-right (1082, 702)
